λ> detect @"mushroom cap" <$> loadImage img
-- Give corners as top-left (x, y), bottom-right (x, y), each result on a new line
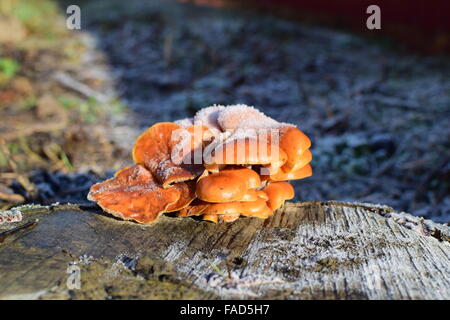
top-left (220, 214), bottom-right (240, 222)
top-left (217, 104), bottom-right (283, 131)
top-left (196, 173), bottom-right (246, 203)
top-left (288, 149), bottom-right (312, 172)
top-left (193, 105), bottom-right (225, 133)
top-left (270, 163), bottom-right (313, 181)
top-left (165, 180), bottom-right (196, 212)
top-left (240, 198), bottom-right (272, 217)
top-left (132, 122), bottom-right (203, 187)
top-left (202, 202), bottom-right (243, 215)
top-left (177, 199), bottom-right (209, 217)
top-left (226, 167), bottom-right (261, 189)
top-left (207, 137), bottom-right (287, 166)
top-left (202, 213), bottom-right (218, 223)
top-left (256, 190), bottom-right (269, 200)
top-left (195, 167), bottom-right (261, 202)
top-left (247, 206), bottom-right (272, 219)
top-left (200, 198), bottom-right (272, 220)
top-left (87, 165), bottom-right (180, 224)
top-left (263, 181), bottom-right (295, 211)
top-left (239, 189), bottom-right (259, 202)
top-left (279, 126), bottom-right (312, 172)
top-left (265, 149), bottom-right (311, 181)
top-left (170, 125), bottom-right (211, 166)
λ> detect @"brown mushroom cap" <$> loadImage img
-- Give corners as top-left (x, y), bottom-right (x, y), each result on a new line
top-left (263, 181), bottom-right (295, 211)
top-left (132, 122), bottom-right (203, 188)
top-left (279, 126), bottom-right (312, 172)
top-left (87, 165), bottom-right (180, 224)
top-left (195, 167), bottom-right (261, 202)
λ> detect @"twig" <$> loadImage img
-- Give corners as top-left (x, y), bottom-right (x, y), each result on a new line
top-left (0, 116), bottom-right (68, 141)
top-left (0, 219), bottom-right (39, 243)
top-left (0, 172), bottom-right (18, 180)
top-left (54, 72), bottom-right (109, 103)
top-left (0, 191), bottom-right (24, 203)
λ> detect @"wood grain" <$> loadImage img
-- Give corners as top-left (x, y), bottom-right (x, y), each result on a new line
top-left (0, 201), bottom-right (448, 299)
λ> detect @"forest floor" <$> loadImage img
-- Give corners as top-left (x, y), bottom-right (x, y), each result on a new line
top-left (0, 0), bottom-right (449, 223)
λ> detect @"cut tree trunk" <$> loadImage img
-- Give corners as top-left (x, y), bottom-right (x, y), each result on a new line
top-left (0, 201), bottom-right (449, 300)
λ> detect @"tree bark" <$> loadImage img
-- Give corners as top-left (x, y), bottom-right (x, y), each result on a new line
top-left (0, 201), bottom-right (449, 299)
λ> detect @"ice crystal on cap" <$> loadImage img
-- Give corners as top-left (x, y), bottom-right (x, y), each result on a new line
top-left (174, 117), bottom-right (194, 128)
top-left (193, 105), bottom-right (225, 133)
top-left (217, 104), bottom-right (282, 131)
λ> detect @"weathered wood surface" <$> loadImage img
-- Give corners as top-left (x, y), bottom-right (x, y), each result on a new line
top-left (0, 201), bottom-right (449, 300)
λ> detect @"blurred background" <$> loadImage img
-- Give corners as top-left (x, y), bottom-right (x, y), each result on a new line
top-left (0, 0), bottom-right (449, 223)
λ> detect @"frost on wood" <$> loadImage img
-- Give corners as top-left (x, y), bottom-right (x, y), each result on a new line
top-left (0, 209), bottom-right (22, 224)
top-left (0, 201), bottom-right (449, 299)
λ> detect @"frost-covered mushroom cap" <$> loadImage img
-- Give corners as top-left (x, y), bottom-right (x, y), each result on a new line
top-left (87, 165), bottom-right (181, 223)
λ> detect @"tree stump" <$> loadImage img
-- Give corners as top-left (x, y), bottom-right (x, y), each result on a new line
top-left (0, 201), bottom-right (449, 299)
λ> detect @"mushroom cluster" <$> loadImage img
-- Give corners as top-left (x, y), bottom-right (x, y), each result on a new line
top-left (88, 105), bottom-right (312, 224)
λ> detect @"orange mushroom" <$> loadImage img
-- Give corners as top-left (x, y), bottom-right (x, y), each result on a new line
top-left (270, 163), bottom-right (313, 181)
top-left (201, 198), bottom-right (272, 222)
top-left (88, 104), bottom-right (313, 225)
top-left (202, 202), bottom-right (243, 215)
top-left (256, 190), bottom-right (269, 201)
top-left (196, 172), bottom-right (246, 203)
top-left (220, 214), bottom-right (240, 222)
top-left (239, 189), bottom-right (259, 202)
top-left (195, 167), bottom-right (261, 202)
top-left (240, 197), bottom-right (273, 218)
top-left (263, 181), bottom-right (295, 211)
top-left (87, 165), bottom-right (181, 224)
top-left (287, 149), bottom-right (312, 173)
top-left (202, 213), bottom-right (219, 223)
top-left (207, 137), bottom-right (287, 167)
top-left (177, 199), bottom-right (209, 217)
top-left (132, 122), bottom-right (203, 188)
top-left (165, 180), bottom-right (196, 212)
top-left (278, 126), bottom-right (312, 172)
